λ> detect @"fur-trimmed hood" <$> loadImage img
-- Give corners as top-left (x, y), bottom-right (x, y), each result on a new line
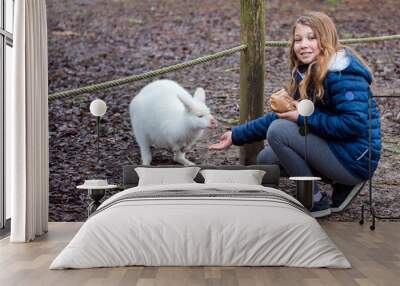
top-left (328, 48), bottom-right (373, 84)
top-left (328, 49), bottom-right (350, 71)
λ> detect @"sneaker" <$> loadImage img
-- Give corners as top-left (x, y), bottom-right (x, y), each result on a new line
top-left (310, 193), bottom-right (331, 218)
top-left (330, 181), bottom-right (367, 213)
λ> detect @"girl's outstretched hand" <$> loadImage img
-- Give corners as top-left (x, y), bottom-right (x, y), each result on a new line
top-left (276, 110), bottom-right (300, 122)
top-left (208, 131), bottom-right (233, 150)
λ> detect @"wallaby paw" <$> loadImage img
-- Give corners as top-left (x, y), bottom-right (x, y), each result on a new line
top-left (173, 156), bottom-right (195, 166)
top-left (183, 160), bottom-right (196, 166)
top-left (141, 157), bottom-right (152, 165)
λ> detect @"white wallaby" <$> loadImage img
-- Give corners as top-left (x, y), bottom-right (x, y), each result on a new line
top-left (129, 79), bottom-right (217, 165)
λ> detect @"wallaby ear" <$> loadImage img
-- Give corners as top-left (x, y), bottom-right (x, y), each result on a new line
top-left (193, 88), bottom-right (206, 103)
top-left (176, 93), bottom-right (193, 112)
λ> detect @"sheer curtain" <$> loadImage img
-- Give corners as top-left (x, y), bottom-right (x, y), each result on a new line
top-left (7, 0), bottom-right (49, 242)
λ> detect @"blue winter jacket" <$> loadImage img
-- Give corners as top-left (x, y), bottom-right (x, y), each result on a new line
top-left (232, 49), bottom-right (381, 180)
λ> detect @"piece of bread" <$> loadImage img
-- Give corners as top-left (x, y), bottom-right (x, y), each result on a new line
top-left (270, 93), bottom-right (297, 113)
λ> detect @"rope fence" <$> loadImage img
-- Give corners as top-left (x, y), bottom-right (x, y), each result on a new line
top-left (48, 35), bottom-right (400, 101)
top-left (48, 45), bottom-right (247, 101)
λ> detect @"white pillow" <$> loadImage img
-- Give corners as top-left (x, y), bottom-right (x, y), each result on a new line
top-left (200, 169), bottom-right (266, 185)
top-left (135, 167), bottom-right (201, 186)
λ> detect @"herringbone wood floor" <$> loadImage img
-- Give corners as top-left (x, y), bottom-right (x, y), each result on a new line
top-left (0, 222), bottom-right (399, 286)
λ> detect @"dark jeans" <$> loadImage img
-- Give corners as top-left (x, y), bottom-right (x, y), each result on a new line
top-left (256, 119), bottom-right (362, 195)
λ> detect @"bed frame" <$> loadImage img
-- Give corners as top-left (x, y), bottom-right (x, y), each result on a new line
top-left (122, 164), bottom-right (280, 189)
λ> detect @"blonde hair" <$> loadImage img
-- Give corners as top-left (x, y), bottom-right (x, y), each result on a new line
top-left (287, 11), bottom-right (371, 100)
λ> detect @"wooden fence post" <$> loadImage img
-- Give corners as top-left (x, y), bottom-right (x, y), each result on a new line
top-left (239, 0), bottom-right (265, 165)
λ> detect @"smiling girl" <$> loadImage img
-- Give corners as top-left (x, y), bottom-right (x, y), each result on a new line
top-left (209, 11), bottom-right (381, 218)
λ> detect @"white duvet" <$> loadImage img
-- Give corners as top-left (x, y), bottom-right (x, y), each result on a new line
top-left (50, 183), bottom-right (350, 269)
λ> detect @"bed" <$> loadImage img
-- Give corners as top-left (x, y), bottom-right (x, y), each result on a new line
top-left (50, 165), bottom-right (350, 269)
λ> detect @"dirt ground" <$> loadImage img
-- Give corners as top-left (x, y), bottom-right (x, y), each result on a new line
top-left (47, 0), bottom-right (400, 222)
